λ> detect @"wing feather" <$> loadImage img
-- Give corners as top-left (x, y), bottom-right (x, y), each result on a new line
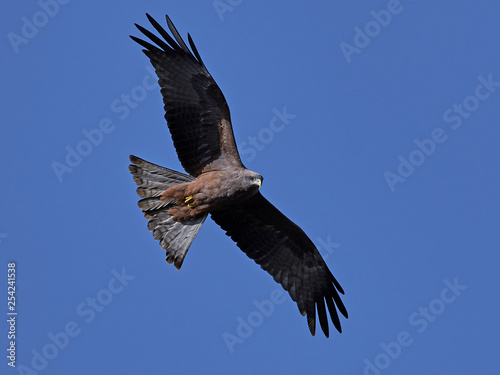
top-left (210, 193), bottom-right (348, 337)
top-left (130, 14), bottom-right (243, 176)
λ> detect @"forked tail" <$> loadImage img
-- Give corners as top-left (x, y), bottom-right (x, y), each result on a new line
top-left (128, 155), bottom-right (207, 269)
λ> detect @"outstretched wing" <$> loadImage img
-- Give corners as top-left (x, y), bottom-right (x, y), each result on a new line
top-left (131, 14), bottom-right (243, 177)
top-left (210, 193), bottom-right (348, 337)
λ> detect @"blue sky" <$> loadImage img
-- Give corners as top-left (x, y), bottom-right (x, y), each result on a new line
top-left (2, 1), bottom-right (499, 374)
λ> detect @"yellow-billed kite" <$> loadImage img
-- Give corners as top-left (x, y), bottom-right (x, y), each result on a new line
top-left (129, 14), bottom-right (347, 337)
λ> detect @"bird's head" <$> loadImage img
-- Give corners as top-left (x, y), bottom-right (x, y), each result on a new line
top-left (226, 169), bottom-right (263, 202)
top-left (246, 171), bottom-right (263, 189)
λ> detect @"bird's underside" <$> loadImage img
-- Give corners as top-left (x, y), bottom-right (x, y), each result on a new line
top-left (161, 167), bottom-right (263, 221)
top-left (129, 13), bottom-right (348, 337)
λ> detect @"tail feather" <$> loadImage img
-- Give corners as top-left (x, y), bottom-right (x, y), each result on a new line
top-left (136, 187), bottom-right (163, 198)
top-left (138, 197), bottom-right (171, 212)
top-left (129, 155), bottom-right (207, 269)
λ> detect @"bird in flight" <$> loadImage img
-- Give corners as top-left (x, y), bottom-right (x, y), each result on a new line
top-left (129, 14), bottom-right (348, 337)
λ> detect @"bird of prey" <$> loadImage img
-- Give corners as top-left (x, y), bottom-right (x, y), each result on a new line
top-left (128, 14), bottom-right (348, 337)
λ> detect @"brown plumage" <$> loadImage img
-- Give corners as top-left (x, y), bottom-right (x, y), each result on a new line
top-left (128, 14), bottom-right (348, 337)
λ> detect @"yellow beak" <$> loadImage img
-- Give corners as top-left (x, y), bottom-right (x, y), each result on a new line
top-left (253, 179), bottom-right (262, 188)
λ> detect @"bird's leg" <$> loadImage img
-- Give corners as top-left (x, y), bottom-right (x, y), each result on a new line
top-left (184, 196), bottom-right (195, 207)
top-left (161, 182), bottom-right (191, 203)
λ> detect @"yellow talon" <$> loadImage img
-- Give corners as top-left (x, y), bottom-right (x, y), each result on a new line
top-left (184, 196), bottom-right (195, 207)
